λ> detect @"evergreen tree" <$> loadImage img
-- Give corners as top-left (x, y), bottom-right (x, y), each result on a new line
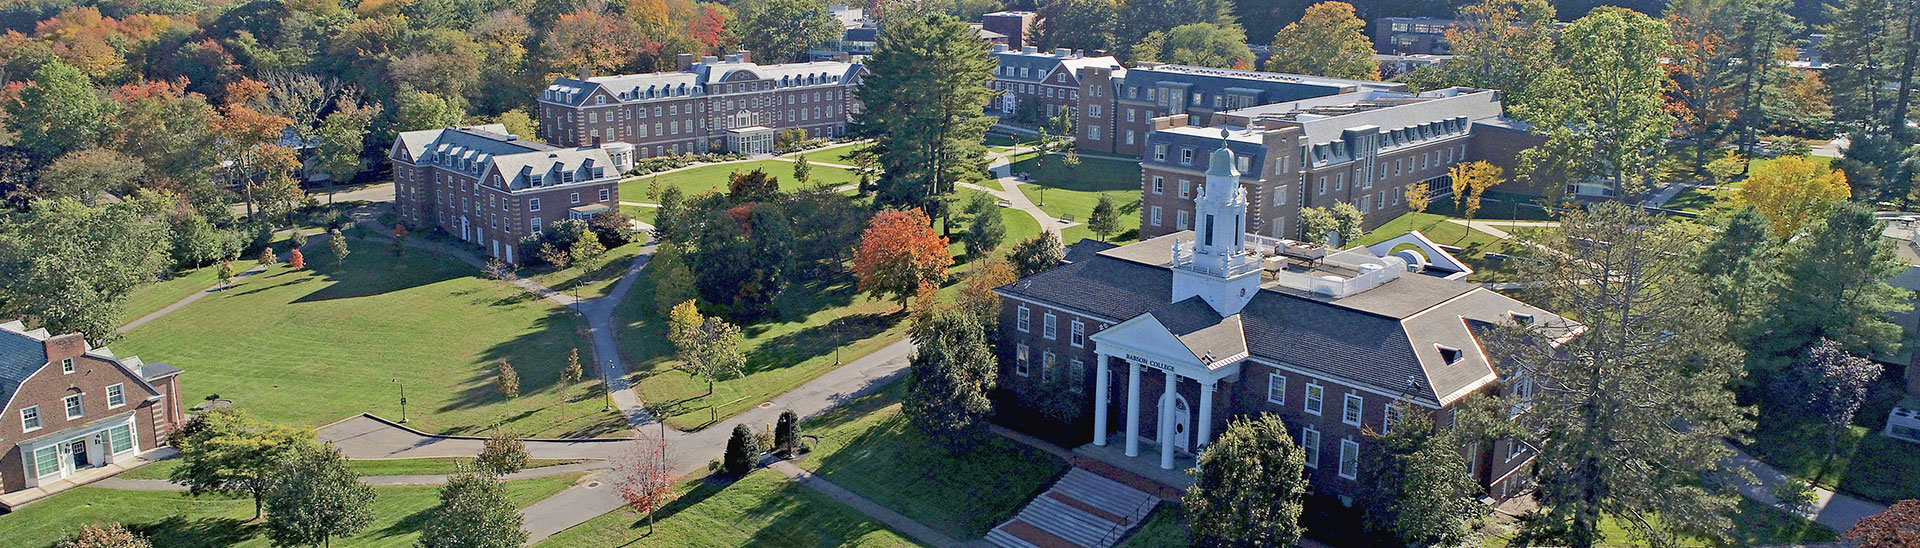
top-left (1726, 0), bottom-right (1801, 155)
top-left (1487, 202), bottom-right (1749, 548)
top-left (1698, 206), bottom-right (1780, 345)
top-left (904, 308), bottom-right (997, 453)
top-left (1034, 0), bottom-right (1117, 52)
top-left (562, 348), bottom-right (583, 384)
top-left (1823, 0), bottom-right (1896, 134)
top-left (774, 409), bottom-right (801, 455)
top-left (263, 445), bottom-right (376, 548)
top-left (964, 201), bottom-right (1007, 259)
top-left (723, 423), bottom-right (756, 476)
top-left (1761, 201), bottom-right (1911, 367)
top-left (417, 466), bottom-right (528, 548)
top-left (654, 183), bottom-right (684, 242)
top-left (856, 13), bottom-right (997, 224)
top-left (1183, 413), bottom-right (1306, 547)
top-left (327, 228), bottom-right (350, 266)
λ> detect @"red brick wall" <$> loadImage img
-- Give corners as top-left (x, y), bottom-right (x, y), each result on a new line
top-left (0, 345), bottom-right (167, 493)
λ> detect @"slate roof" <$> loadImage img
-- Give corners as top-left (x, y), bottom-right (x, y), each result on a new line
top-left (394, 126), bottom-right (617, 192)
top-left (998, 234), bottom-right (1570, 406)
top-left (0, 320), bottom-right (47, 411)
top-left (1113, 64), bottom-right (1403, 108)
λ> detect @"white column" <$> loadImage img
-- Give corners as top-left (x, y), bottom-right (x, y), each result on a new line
top-left (1125, 362), bottom-right (1142, 457)
top-left (1198, 380), bottom-right (1217, 451)
top-left (1160, 369), bottom-right (1177, 470)
top-left (1094, 353), bottom-right (1111, 446)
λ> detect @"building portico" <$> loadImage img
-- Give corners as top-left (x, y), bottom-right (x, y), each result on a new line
top-left (1090, 312), bottom-right (1244, 470)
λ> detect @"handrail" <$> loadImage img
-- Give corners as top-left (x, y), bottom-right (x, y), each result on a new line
top-left (1096, 496), bottom-right (1161, 547)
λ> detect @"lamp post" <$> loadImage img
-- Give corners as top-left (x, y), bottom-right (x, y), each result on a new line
top-left (391, 378), bottom-right (408, 424)
top-left (603, 363), bottom-right (614, 413)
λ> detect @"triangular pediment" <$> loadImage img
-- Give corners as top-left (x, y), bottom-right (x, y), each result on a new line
top-left (1089, 314), bottom-right (1205, 370)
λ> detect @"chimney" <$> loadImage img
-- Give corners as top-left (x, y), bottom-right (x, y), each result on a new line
top-left (677, 53), bottom-right (695, 71)
top-left (592, 135), bottom-right (602, 147)
top-left (701, 55), bottom-right (720, 65)
top-left (578, 66), bottom-right (590, 81)
top-left (1021, 45), bottom-right (1038, 54)
top-left (1054, 48), bottom-right (1070, 57)
top-left (736, 49), bottom-right (751, 63)
top-left (43, 333), bottom-right (86, 365)
top-left (993, 43), bottom-right (1008, 53)
top-left (725, 54), bottom-right (743, 63)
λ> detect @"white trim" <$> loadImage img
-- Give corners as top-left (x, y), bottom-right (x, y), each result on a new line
top-left (63, 394), bottom-right (84, 420)
top-left (1304, 382), bottom-right (1323, 415)
top-left (1266, 373), bottom-right (1286, 405)
top-left (20, 405), bottom-right (40, 432)
top-left (106, 383), bottom-right (125, 409)
top-left (1245, 357), bottom-right (1443, 409)
top-left (1342, 393), bottom-right (1364, 426)
top-left (1301, 426), bottom-right (1320, 468)
top-left (1338, 438), bottom-right (1360, 479)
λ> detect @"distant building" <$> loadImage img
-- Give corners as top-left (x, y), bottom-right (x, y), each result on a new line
top-left (1376, 53), bottom-right (1451, 79)
top-left (992, 138), bottom-right (1561, 502)
top-left (390, 124), bottom-right (628, 264)
top-left (0, 321), bottom-right (184, 508)
top-left (989, 45), bottom-right (1122, 123)
top-left (1375, 17), bottom-right (1464, 56)
top-left (1075, 63), bottom-right (1404, 157)
top-left (981, 11), bottom-right (1035, 51)
top-left (1138, 87), bottom-right (1537, 241)
top-left (536, 52), bottom-right (864, 156)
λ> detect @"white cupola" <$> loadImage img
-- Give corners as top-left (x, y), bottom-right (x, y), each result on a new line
top-left (1170, 130), bottom-right (1262, 317)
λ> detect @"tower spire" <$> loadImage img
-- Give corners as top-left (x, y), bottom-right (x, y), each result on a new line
top-left (1170, 129), bottom-right (1260, 317)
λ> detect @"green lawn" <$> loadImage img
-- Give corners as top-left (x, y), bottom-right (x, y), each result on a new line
top-left (622, 204), bottom-right (659, 225)
top-left (1117, 505), bottom-right (1186, 548)
top-left (1665, 185), bottom-right (1734, 215)
top-left (619, 160), bottom-right (860, 202)
top-left (800, 383), bottom-right (1069, 539)
top-left (538, 470), bottom-right (921, 547)
top-left (985, 132), bottom-right (1038, 148)
top-left (0, 473), bottom-right (583, 548)
top-left (1743, 384), bottom-right (1920, 505)
top-left (613, 269), bottom-right (911, 432)
top-left (1355, 212), bottom-right (1508, 257)
top-left (121, 266), bottom-right (224, 323)
top-left (120, 457), bottom-right (588, 480)
top-left (526, 241), bottom-right (648, 300)
top-left (783, 141), bottom-right (867, 164)
top-left (116, 239), bottom-right (626, 438)
top-left (1488, 498), bottom-right (1835, 547)
top-left (1009, 153), bottom-right (1142, 246)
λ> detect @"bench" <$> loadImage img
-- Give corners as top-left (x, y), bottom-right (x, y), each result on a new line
top-left (1060, 213), bottom-right (1075, 222)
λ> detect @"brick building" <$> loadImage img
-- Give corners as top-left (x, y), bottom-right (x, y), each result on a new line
top-left (391, 124), bottom-right (629, 264)
top-left (981, 10), bottom-right (1035, 50)
top-left (1375, 17), bottom-right (1465, 55)
top-left (989, 45), bottom-right (1121, 123)
top-left (0, 321), bottom-right (184, 507)
top-left (536, 52), bottom-right (864, 156)
top-left (993, 140), bottom-right (1562, 502)
top-left (1074, 63), bottom-right (1405, 157)
top-left (1137, 87), bottom-right (1535, 242)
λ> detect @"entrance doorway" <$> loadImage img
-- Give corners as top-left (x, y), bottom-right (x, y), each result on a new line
top-left (1172, 395), bottom-right (1191, 454)
top-left (66, 438), bottom-right (88, 469)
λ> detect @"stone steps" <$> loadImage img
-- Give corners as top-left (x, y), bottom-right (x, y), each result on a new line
top-left (986, 468), bottom-right (1160, 548)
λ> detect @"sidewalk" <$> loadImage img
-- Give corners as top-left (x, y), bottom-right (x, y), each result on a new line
top-left (1724, 444), bottom-right (1884, 534)
top-left (92, 460), bottom-right (609, 491)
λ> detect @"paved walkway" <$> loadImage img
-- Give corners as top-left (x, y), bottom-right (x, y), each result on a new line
top-left (92, 460), bottom-right (608, 491)
top-left (1724, 444), bottom-right (1885, 534)
top-left (117, 229), bottom-right (326, 333)
top-left (769, 460), bottom-right (965, 548)
top-left (963, 148), bottom-right (1081, 237)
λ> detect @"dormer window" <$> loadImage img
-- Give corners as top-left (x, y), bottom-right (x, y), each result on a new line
top-left (1508, 311), bottom-right (1536, 326)
top-left (1436, 345), bottom-right (1463, 364)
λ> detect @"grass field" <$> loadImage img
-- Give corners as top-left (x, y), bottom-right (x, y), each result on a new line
top-left (619, 160), bottom-right (859, 203)
top-left (782, 141), bottom-right (868, 164)
top-left (116, 239), bottom-right (626, 438)
top-left (536, 470), bottom-right (921, 547)
top-left (1117, 505), bottom-right (1186, 548)
top-left (799, 383), bottom-right (1068, 539)
top-left (621, 204), bottom-right (659, 224)
top-left (1355, 212), bottom-right (1508, 257)
top-left (0, 473), bottom-right (583, 548)
top-left (1743, 379), bottom-right (1920, 505)
top-left (612, 268), bottom-right (911, 431)
top-left (1486, 498), bottom-right (1834, 547)
top-left (120, 457), bottom-right (588, 480)
top-left (526, 241), bottom-right (648, 300)
top-left (122, 266), bottom-right (225, 323)
top-left (1008, 153), bottom-right (1142, 246)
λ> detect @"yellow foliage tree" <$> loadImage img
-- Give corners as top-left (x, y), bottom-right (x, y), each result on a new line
top-left (1448, 161), bottom-right (1503, 240)
top-left (1737, 156), bottom-right (1850, 238)
top-left (1404, 181), bottom-right (1432, 213)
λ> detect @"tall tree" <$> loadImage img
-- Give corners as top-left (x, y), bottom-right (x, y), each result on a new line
top-left (1662, 0), bottom-right (1740, 160)
top-left (1823, 0), bottom-right (1896, 135)
top-left (0, 194), bottom-right (171, 341)
top-left (312, 97), bottom-right (375, 200)
top-left (904, 307), bottom-right (997, 453)
top-left (417, 465), bottom-right (528, 548)
top-left (1760, 201), bottom-right (1910, 367)
top-left (1487, 203), bottom-right (1749, 548)
top-left (1183, 413), bottom-right (1307, 547)
top-left (171, 410), bottom-right (317, 520)
top-left (853, 208), bottom-right (952, 310)
top-left (1034, 0), bottom-right (1116, 53)
top-left (1113, 0), bottom-right (1234, 59)
top-left (1736, 156), bottom-right (1851, 238)
top-left (1697, 206), bottom-right (1780, 344)
top-left (1725, 0), bottom-right (1801, 155)
top-left (1439, 0), bottom-right (1559, 112)
top-left (263, 445), bottom-right (376, 548)
top-left (651, 244), bottom-right (698, 316)
top-left (1007, 231), bottom-right (1064, 277)
top-left (8, 58), bottom-right (117, 159)
top-left (733, 0), bottom-right (842, 63)
top-left (1516, 7), bottom-right (1674, 198)
top-left (962, 193), bottom-right (1007, 259)
top-left (1448, 160), bottom-right (1502, 239)
top-left (35, 148), bottom-right (145, 205)
top-left (1357, 407), bottom-right (1486, 548)
top-left (1264, 1), bottom-right (1378, 79)
top-left (1794, 339), bottom-right (1884, 479)
top-left (1087, 194), bottom-right (1119, 242)
top-left (856, 13), bottom-right (996, 222)
top-left (1132, 23), bottom-right (1255, 69)
top-left (674, 316), bottom-right (745, 396)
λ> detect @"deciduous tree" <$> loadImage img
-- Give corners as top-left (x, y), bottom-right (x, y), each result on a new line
top-left (8, 58), bottom-right (117, 158)
top-left (1087, 194), bottom-right (1120, 242)
top-left (289, 249), bottom-right (305, 269)
top-left (1736, 156), bottom-right (1851, 238)
top-left (1846, 499), bottom-right (1920, 548)
top-left (853, 208), bottom-right (951, 310)
top-left (0, 194), bottom-right (171, 341)
top-left (496, 360), bottom-right (520, 398)
top-left (673, 316), bottom-right (744, 396)
top-left (1008, 231), bottom-right (1063, 277)
top-left (1183, 413), bottom-right (1306, 547)
top-left (327, 228), bottom-right (349, 266)
top-left (1300, 203), bottom-right (1363, 246)
top-left (563, 348), bottom-right (583, 384)
top-left (1264, 2), bottom-right (1377, 79)
top-left (1439, 0), bottom-right (1558, 113)
top-left (1132, 23), bottom-right (1254, 70)
top-left (1449, 160), bottom-right (1502, 237)
top-left (264, 444), bottom-right (376, 548)
top-left (1357, 408), bottom-right (1485, 547)
top-left (1516, 7), bottom-right (1674, 198)
top-left (652, 245), bottom-right (697, 316)
top-left (477, 429), bottom-right (528, 475)
top-left (615, 435), bottom-right (675, 534)
top-left (1404, 181), bottom-right (1432, 213)
top-left (904, 308), bottom-right (997, 453)
top-left (418, 465), bottom-right (528, 548)
top-left (1761, 202), bottom-right (1910, 366)
top-left (313, 97), bottom-right (375, 200)
top-left (171, 410), bottom-right (316, 519)
top-left (36, 148), bottom-right (145, 205)
top-left (1486, 202), bottom-right (1748, 548)
top-left (1113, 0), bottom-right (1234, 59)
top-left (1794, 339), bottom-right (1883, 479)
top-left (732, 0), bottom-right (842, 63)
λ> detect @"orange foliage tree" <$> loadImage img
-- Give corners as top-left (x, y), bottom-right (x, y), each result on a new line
top-left (853, 208), bottom-right (951, 310)
top-left (289, 249), bottom-right (305, 269)
top-left (615, 435), bottom-right (676, 536)
top-left (1845, 499), bottom-right (1920, 548)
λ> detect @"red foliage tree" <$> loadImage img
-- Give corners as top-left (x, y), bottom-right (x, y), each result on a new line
top-left (852, 208), bottom-right (950, 311)
top-left (1847, 499), bottom-right (1920, 548)
top-left (615, 435), bottom-right (676, 536)
top-left (289, 249), bottom-right (305, 269)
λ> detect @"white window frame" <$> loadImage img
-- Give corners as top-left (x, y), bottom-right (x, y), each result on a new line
top-left (1382, 404), bottom-right (1401, 434)
top-left (1017, 306), bottom-right (1031, 333)
top-left (1267, 373), bottom-right (1286, 405)
top-left (1015, 343), bottom-right (1030, 376)
top-left (1150, 206), bottom-right (1163, 226)
top-left (1302, 426), bottom-right (1320, 468)
top-left (529, 198), bottom-right (541, 212)
top-left (1070, 320), bottom-right (1085, 348)
top-left (1043, 312), bottom-right (1057, 340)
top-left (1343, 393), bottom-right (1364, 426)
top-left (21, 405), bottom-right (40, 431)
top-left (1339, 439), bottom-right (1360, 479)
top-left (1305, 382), bottom-right (1324, 415)
top-left (106, 383), bottom-right (125, 408)
top-left (1152, 176), bottom-right (1164, 194)
top-left (1507, 438), bottom-right (1527, 461)
top-left (60, 358), bottom-right (73, 374)
top-left (63, 394), bottom-right (83, 420)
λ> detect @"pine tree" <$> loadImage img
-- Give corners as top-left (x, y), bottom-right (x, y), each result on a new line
top-left (856, 13), bottom-right (997, 224)
top-left (723, 424), bottom-right (757, 476)
top-left (1762, 201), bottom-right (1911, 367)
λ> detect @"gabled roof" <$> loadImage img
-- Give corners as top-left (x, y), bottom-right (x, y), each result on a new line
top-left (0, 320), bottom-right (47, 408)
top-left (1147, 298), bottom-right (1248, 367)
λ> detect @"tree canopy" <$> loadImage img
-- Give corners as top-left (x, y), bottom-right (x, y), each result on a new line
top-left (1264, 2), bottom-right (1378, 80)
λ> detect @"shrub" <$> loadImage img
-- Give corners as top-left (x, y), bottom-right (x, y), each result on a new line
top-left (723, 424), bottom-right (756, 477)
top-left (774, 409), bottom-right (800, 456)
top-left (477, 429), bottom-right (528, 475)
top-left (1773, 478), bottom-right (1818, 513)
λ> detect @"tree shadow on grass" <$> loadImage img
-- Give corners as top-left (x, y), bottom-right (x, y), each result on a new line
top-left (374, 506), bottom-right (434, 539)
top-left (220, 276), bottom-right (316, 299)
top-left (742, 313), bottom-right (899, 377)
top-left (744, 475), bottom-right (900, 546)
top-left (428, 306), bottom-right (626, 438)
top-left (132, 515), bottom-right (256, 548)
top-left (291, 241), bottom-right (468, 304)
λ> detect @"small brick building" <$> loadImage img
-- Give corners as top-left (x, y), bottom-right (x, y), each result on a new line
top-left (0, 321), bottom-right (183, 506)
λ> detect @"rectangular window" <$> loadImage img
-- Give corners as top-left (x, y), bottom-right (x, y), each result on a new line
top-left (1042, 351), bottom-right (1057, 382)
top-left (1267, 373), bottom-right (1287, 405)
top-left (530, 217), bottom-right (542, 233)
top-left (1343, 393), bottom-right (1364, 426)
top-left (1181, 148), bottom-right (1194, 165)
top-left (1302, 427), bottom-right (1321, 468)
top-left (1507, 439), bottom-right (1526, 461)
top-left (109, 423), bottom-right (133, 454)
top-left (61, 358), bottom-right (73, 373)
top-left (1154, 145), bottom-right (1167, 161)
top-left (1152, 176), bottom-right (1164, 194)
top-left (1151, 206), bottom-right (1163, 226)
top-left (1305, 383), bottom-right (1323, 415)
top-left (1339, 439), bottom-right (1360, 479)
top-left (570, 192), bottom-right (580, 204)
top-left (599, 188), bottom-right (611, 202)
top-left (32, 445), bottom-right (57, 478)
top-left (21, 405), bottom-right (40, 431)
top-left (1016, 344), bottom-right (1030, 376)
top-left (1177, 210), bottom-right (1190, 230)
top-left (1070, 320), bottom-right (1085, 347)
top-left (1017, 307), bottom-right (1031, 332)
top-left (1043, 313), bottom-right (1057, 340)
top-left (1317, 177), bottom-right (1327, 195)
top-left (1335, 172), bottom-right (1344, 192)
top-left (1179, 179), bottom-right (1191, 198)
top-left (1383, 404), bottom-right (1402, 435)
top-left (107, 384), bottom-right (124, 408)
top-left (64, 394), bottom-right (83, 419)
top-left (529, 198), bottom-right (541, 212)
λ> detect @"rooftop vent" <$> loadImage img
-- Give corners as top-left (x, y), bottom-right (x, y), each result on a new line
top-left (1508, 311), bottom-right (1535, 326)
